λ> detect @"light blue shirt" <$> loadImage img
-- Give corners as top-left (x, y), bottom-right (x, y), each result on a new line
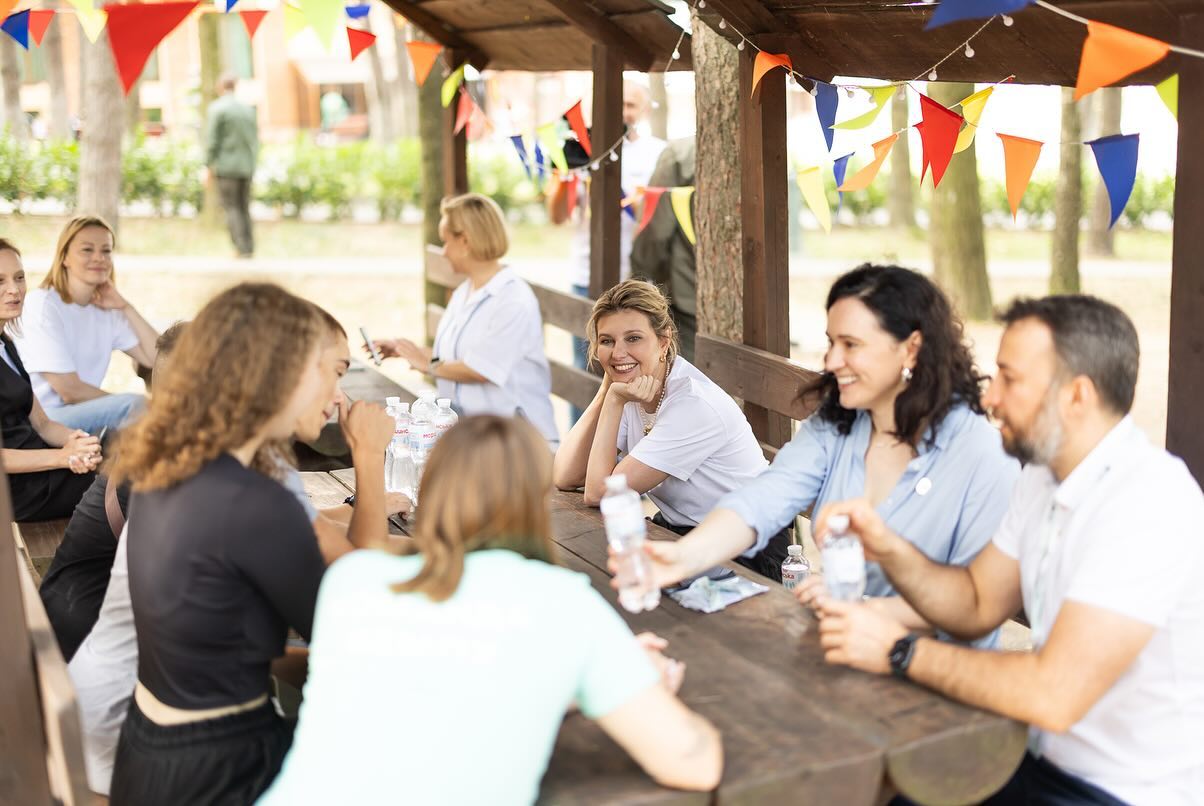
top-left (720, 403), bottom-right (1019, 601)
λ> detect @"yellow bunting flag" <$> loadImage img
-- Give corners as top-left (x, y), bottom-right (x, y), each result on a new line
top-left (954, 86), bottom-right (994, 153)
top-left (298, 0), bottom-right (343, 51)
top-left (1156, 74), bottom-right (1178, 119)
top-left (535, 122), bottom-right (567, 173)
top-left (797, 167), bottom-right (831, 234)
top-left (751, 51), bottom-right (792, 97)
top-left (669, 186), bottom-right (696, 245)
top-left (68, 0), bottom-right (107, 43)
top-left (837, 133), bottom-right (899, 193)
top-left (1075, 21), bottom-right (1170, 101)
top-left (283, 4), bottom-right (309, 41)
top-left (441, 64), bottom-right (464, 107)
top-left (832, 86), bottom-right (898, 130)
top-left (997, 133), bottom-right (1044, 221)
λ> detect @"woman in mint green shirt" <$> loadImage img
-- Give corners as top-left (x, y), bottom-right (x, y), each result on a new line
top-left (260, 416), bottom-right (722, 805)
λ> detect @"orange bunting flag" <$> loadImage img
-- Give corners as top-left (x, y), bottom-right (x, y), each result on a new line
top-left (564, 175), bottom-right (579, 220)
top-left (0, 0), bottom-right (17, 24)
top-left (916, 93), bottom-right (964, 188)
top-left (240, 9), bottom-right (268, 39)
top-left (1075, 21), bottom-right (1170, 101)
top-left (638, 187), bottom-right (666, 234)
top-left (997, 134), bottom-right (1044, 220)
top-left (837, 133), bottom-right (898, 192)
top-left (103, 2), bottom-right (199, 96)
top-left (29, 9), bottom-right (54, 46)
top-left (751, 52), bottom-right (792, 97)
top-left (406, 40), bottom-right (442, 86)
top-left (453, 89), bottom-right (473, 135)
top-left (347, 27), bottom-right (375, 60)
top-left (564, 100), bottom-right (591, 158)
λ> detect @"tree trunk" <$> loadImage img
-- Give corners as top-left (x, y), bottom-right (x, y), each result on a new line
top-left (395, 23), bottom-right (419, 138)
top-left (929, 82), bottom-right (991, 320)
top-left (692, 7), bottom-right (741, 342)
top-left (125, 76), bottom-right (142, 139)
top-left (1051, 87), bottom-right (1083, 294)
top-left (0, 36), bottom-right (29, 140)
top-left (42, 1), bottom-right (71, 139)
top-left (1086, 87), bottom-right (1122, 256)
top-left (888, 89), bottom-right (915, 228)
top-left (78, 30), bottom-right (124, 230)
top-left (198, 12), bottom-right (223, 227)
top-left (364, 14), bottom-right (394, 142)
top-left (649, 71), bottom-right (668, 141)
top-left (417, 31), bottom-right (445, 340)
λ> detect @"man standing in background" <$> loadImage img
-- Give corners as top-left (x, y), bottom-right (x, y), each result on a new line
top-left (205, 73), bottom-right (259, 259)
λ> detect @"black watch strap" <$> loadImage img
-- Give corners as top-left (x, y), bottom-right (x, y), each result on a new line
top-left (889, 634), bottom-right (919, 679)
top-left (343, 494), bottom-right (356, 507)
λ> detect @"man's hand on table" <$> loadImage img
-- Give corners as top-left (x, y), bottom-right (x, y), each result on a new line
top-left (385, 491), bottom-right (411, 516)
top-left (636, 632), bottom-right (685, 694)
top-left (817, 598), bottom-right (909, 676)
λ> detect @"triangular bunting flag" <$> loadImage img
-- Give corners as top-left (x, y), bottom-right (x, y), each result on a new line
top-left (564, 175), bottom-right (579, 220)
top-left (926, 0), bottom-right (1033, 30)
top-left (1, 10), bottom-right (30, 49)
top-left (564, 100), bottom-right (591, 158)
top-left (406, 41), bottom-right (442, 86)
top-left (1075, 21), bottom-right (1170, 101)
top-left (814, 81), bottom-right (839, 152)
top-left (225, 0), bottom-right (238, 11)
top-left (240, 9), bottom-right (268, 39)
top-left (68, 0), bottom-right (106, 43)
top-left (0, 1), bottom-right (14, 25)
top-left (347, 26), bottom-right (375, 60)
top-left (510, 135), bottom-right (532, 179)
top-left (1156, 74), bottom-right (1178, 119)
top-left (103, 1), bottom-right (199, 96)
top-left (453, 89), bottom-right (473, 135)
top-left (797, 167), bottom-right (831, 233)
top-left (441, 64), bottom-right (464, 107)
top-left (536, 121), bottom-right (567, 173)
top-left (832, 85), bottom-right (898, 130)
top-left (997, 133), bottom-right (1043, 220)
top-left (29, 9), bottom-right (54, 46)
top-left (954, 86), bottom-right (993, 153)
top-left (751, 52), bottom-right (792, 97)
top-left (669, 186), bottom-right (696, 245)
top-left (345, 4), bottom-right (370, 18)
top-left (1088, 133), bottom-right (1140, 228)
top-left (638, 187), bottom-right (666, 235)
top-left (298, 0), bottom-right (344, 52)
top-left (916, 94), bottom-right (964, 188)
top-left (832, 153), bottom-right (853, 211)
top-left (534, 143), bottom-right (546, 183)
top-left (284, 4), bottom-right (309, 41)
top-left (838, 133), bottom-right (898, 192)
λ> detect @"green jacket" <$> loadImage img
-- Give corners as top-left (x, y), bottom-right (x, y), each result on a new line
top-left (630, 137), bottom-right (696, 318)
top-left (204, 94), bottom-right (259, 179)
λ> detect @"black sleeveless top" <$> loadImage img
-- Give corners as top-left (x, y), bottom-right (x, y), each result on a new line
top-left (0, 334), bottom-right (50, 452)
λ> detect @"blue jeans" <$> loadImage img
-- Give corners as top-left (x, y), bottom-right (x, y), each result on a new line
top-left (45, 393), bottom-right (146, 435)
top-left (570, 283), bottom-right (590, 425)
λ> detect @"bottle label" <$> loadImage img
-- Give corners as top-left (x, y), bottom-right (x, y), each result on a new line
top-left (781, 567), bottom-right (809, 591)
top-left (600, 500), bottom-right (645, 550)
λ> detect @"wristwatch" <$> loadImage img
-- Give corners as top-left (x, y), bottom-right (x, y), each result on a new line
top-left (428, 356), bottom-right (443, 377)
top-left (888, 634), bottom-right (919, 679)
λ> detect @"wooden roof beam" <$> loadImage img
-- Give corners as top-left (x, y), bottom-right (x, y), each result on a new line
top-left (698, 0), bottom-right (784, 46)
top-left (379, 0), bottom-right (490, 69)
top-left (539, 0), bottom-right (657, 71)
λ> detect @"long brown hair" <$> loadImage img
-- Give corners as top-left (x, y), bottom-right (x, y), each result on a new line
top-left (393, 415), bottom-right (555, 601)
top-left (110, 282), bottom-right (323, 491)
top-left (586, 279), bottom-right (679, 370)
top-left (43, 215), bottom-right (116, 301)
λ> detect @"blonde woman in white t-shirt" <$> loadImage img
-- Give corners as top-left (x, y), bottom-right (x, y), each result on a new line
top-left (553, 280), bottom-right (786, 578)
top-left (15, 216), bottom-right (159, 434)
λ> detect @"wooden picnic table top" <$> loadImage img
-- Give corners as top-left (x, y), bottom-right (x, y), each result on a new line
top-left (301, 469), bottom-right (1026, 805)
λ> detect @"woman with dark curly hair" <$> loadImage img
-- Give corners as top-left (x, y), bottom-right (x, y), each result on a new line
top-left (635, 265), bottom-right (1020, 641)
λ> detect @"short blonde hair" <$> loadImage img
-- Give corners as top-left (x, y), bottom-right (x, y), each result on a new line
top-left (586, 279), bottom-right (679, 369)
top-left (440, 193), bottom-right (509, 262)
top-left (392, 415), bottom-right (555, 602)
top-left (43, 215), bottom-right (116, 301)
top-left (0, 238), bottom-right (23, 337)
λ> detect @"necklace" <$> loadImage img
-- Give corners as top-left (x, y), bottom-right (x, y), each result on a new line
top-left (638, 357), bottom-right (673, 435)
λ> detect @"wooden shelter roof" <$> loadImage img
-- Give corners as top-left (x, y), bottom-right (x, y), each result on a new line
top-left (701, 0), bottom-right (1195, 85)
top-left (380, 0), bottom-right (692, 71)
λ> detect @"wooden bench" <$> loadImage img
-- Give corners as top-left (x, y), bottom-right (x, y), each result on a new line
top-left (14, 518), bottom-right (71, 584)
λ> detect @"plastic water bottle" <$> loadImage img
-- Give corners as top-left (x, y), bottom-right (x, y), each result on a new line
top-left (383, 397), bottom-right (401, 490)
top-left (411, 392), bottom-right (437, 423)
top-left (780, 544), bottom-right (811, 591)
top-left (600, 474), bottom-right (660, 613)
top-left (821, 514), bottom-right (867, 601)
top-left (433, 398), bottom-right (458, 438)
top-left (387, 402), bottom-right (413, 495)
top-left (408, 401), bottom-right (438, 507)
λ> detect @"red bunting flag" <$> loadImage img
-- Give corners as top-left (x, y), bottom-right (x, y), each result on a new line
top-left (453, 88), bottom-right (474, 135)
top-left (239, 9), bottom-right (268, 39)
top-left (751, 52), bottom-right (792, 97)
top-left (564, 100), bottom-right (591, 158)
top-left (406, 40), bottom-right (442, 86)
top-left (347, 27), bottom-right (375, 60)
top-left (997, 133), bottom-right (1043, 220)
top-left (916, 93), bottom-right (963, 189)
top-left (29, 9), bottom-right (54, 46)
top-left (1074, 21), bottom-right (1170, 100)
top-left (103, 1), bottom-right (199, 95)
top-left (638, 187), bottom-right (667, 234)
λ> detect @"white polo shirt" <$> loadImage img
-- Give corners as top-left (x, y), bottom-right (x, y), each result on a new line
top-left (14, 288), bottom-right (138, 409)
top-left (992, 417), bottom-right (1204, 805)
top-left (617, 358), bottom-right (767, 526)
top-left (432, 267), bottom-right (558, 445)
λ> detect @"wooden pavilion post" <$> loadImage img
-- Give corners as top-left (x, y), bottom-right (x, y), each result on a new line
top-left (739, 48), bottom-right (791, 447)
top-left (1167, 12), bottom-right (1204, 482)
top-left (588, 43), bottom-right (623, 300)
top-left (442, 49), bottom-right (469, 197)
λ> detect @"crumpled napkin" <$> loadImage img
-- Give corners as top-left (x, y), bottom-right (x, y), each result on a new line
top-left (666, 574), bottom-right (769, 614)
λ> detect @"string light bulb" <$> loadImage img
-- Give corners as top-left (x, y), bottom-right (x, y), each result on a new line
top-left (590, 162), bottom-right (599, 172)
top-left (671, 49), bottom-right (680, 60)
top-left (718, 19), bottom-right (726, 29)
top-left (737, 40), bottom-right (745, 51)
top-left (609, 151), bottom-right (619, 162)
top-left (929, 69), bottom-right (938, 81)
top-left (1002, 14), bottom-right (1013, 26)
top-left (846, 87), bottom-right (855, 98)
top-left (965, 44), bottom-right (975, 58)
top-left (698, 0), bottom-right (705, 7)
top-left (809, 84), bottom-right (818, 96)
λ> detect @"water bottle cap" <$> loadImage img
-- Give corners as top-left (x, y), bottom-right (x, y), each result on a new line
top-left (436, 398), bottom-right (451, 408)
top-left (398, 402), bottom-right (410, 413)
top-left (385, 396), bottom-right (400, 406)
top-left (787, 544), bottom-right (804, 557)
top-left (603, 474), bottom-right (628, 492)
top-left (421, 391), bottom-right (436, 400)
top-left (828, 514), bottom-right (850, 533)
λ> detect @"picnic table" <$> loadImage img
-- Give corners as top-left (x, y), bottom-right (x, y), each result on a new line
top-left (315, 364), bottom-right (1027, 804)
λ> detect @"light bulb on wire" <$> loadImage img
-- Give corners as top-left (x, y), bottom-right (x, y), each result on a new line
top-left (1002, 14), bottom-right (1013, 26)
top-left (929, 69), bottom-right (938, 81)
top-left (965, 44), bottom-right (975, 58)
